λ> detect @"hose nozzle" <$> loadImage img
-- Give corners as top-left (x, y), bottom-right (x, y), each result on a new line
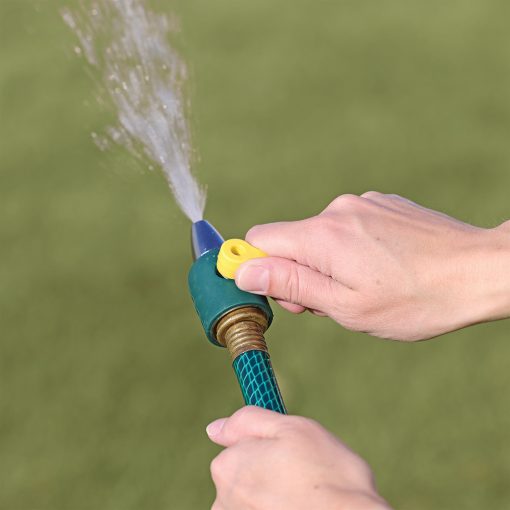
top-left (188, 220), bottom-right (286, 413)
top-left (191, 220), bottom-right (224, 261)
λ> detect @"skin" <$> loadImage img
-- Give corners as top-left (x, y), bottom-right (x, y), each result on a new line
top-left (208, 406), bottom-right (391, 510)
top-left (207, 192), bottom-right (510, 509)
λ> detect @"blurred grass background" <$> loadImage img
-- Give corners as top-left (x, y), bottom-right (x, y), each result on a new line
top-left (1, 0), bottom-right (510, 508)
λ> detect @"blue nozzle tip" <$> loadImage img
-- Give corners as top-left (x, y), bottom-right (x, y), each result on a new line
top-left (191, 220), bottom-right (224, 260)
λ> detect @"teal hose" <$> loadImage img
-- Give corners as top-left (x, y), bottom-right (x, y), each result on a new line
top-left (233, 350), bottom-right (287, 414)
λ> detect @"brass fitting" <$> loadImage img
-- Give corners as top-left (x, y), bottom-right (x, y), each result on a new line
top-left (214, 307), bottom-right (269, 361)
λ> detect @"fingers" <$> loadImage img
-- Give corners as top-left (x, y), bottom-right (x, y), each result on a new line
top-left (275, 300), bottom-right (327, 316)
top-left (206, 406), bottom-right (286, 447)
top-left (235, 257), bottom-right (352, 312)
top-left (243, 194), bottom-right (413, 268)
top-left (245, 220), bottom-right (314, 262)
top-left (275, 300), bottom-right (307, 314)
top-left (276, 300), bottom-right (326, 317)
top-left (310, 309), bottom-right (328, 317)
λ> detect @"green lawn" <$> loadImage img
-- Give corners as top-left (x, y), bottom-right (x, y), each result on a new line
top-left (1, 0), bottom-right (510, 508)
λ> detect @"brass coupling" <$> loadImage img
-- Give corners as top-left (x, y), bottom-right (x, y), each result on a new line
top-left (214, 307), bottom-right (269, 361)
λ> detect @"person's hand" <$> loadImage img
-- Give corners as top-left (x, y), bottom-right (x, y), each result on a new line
top-left (235, 192), bottom-right (510, 341)
top-left (207, 406), bottom-right (391, 510)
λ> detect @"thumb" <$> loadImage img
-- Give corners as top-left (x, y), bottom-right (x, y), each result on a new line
top-left (206, 406), bottom-right (285, 447)
top-left (235, 257), bottom-right (350, 313)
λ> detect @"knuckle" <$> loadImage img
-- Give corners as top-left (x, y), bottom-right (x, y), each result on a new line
top-left (350, 456), bottom-right (376, 483)
top-left (325, 193), bottom-right (362, 211)
top-left (284, 264), bottom-right (306, 304)
top-left (228, 405), bottom-right (257, 428)
top-left (209, 456), bottom-right (222, 482)
top-left (361, 190), bottom-right (382, 199)
top-left (210, 451), bottom-right (231, 484)
top-left (282, 416), bottom-right (320, 436)
top-left (222, 406), bottom-right (272, 442)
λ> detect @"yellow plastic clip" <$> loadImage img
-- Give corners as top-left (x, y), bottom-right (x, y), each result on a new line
top-left (217, 239), bottom-right (267, 279)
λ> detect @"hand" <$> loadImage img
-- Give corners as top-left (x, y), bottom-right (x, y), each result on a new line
top-left (235, 192), bottom-right (510, 341)
top-left (207, 406), bottom-right (391, 510)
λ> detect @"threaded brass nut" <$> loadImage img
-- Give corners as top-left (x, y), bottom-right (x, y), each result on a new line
top-left (214, 307), bottom-right (269, 361)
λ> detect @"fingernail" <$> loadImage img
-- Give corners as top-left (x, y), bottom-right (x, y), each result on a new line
top-left (236, 264), bottom-right (270, 293)
top-left (206, 418), bottom-right (227, 438)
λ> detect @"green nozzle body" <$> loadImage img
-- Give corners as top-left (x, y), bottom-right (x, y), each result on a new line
top-left (188, 248), bottom-right (273, 346)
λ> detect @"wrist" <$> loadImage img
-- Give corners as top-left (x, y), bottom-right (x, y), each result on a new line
top-left (469, 224), bottom-right (510, 325)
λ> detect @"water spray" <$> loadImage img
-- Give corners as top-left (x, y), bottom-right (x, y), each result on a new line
top-left (63, 0), bottom-right (286, 413)
top-left (189, 221), bottom-right (286, 413)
